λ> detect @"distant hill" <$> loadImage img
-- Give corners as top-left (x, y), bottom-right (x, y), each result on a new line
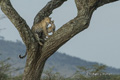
top-left (0, 38), bottom-right (120, 76)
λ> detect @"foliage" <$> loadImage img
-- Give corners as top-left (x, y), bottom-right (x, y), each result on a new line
top-left (0, 54), bottom-right (23, 80)
top-left (41, 65), bottom-right (120, 80)
top-left (0, 58), bottom-right (120, 80)
top-left (11, 75), bottom-right (23, 80)
top-left (69, 64), bottom-right (120, 80)
top-left (0, 57), bottom-right (11, 80)
top-left (42, 67), bottom-right (65, 80)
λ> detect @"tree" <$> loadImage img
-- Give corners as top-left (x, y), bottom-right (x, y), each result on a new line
top-left (0, 0), bottom-right (119, 80)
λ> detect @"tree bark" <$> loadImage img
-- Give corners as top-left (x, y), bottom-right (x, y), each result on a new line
top-left (0, 0), bottom-right (119, 80)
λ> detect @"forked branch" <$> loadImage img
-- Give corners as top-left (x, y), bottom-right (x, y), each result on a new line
top-left (40, 0), bottom-right (119, 59)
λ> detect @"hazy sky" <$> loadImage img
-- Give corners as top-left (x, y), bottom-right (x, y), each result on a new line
top-left (0, 0), bottom-right (120, 68)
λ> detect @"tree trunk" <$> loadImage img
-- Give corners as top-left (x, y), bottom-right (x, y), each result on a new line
top-left (23, 54), bottom-right (46, 80)
top-left (21, 43), bottom-right (46, 80)
top-left (0, 0), bottom-right (119, 80)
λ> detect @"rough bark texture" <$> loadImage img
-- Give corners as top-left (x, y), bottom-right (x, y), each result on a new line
top-left (0, 0), bottom-right (119, 80)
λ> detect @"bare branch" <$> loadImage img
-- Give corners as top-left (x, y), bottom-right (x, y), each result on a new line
top-left (33, 0), bottom-right (67, 25)
top-left (0, 0), bottom-right (36, 47)
top-left (40, 0), bottom-right (119, 59)
top-left (40, 0), bottom-right (91, 60)
top-left (97, 0), bottom-right (119, 7)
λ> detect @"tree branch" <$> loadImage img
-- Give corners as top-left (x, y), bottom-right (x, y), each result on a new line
top-left (0, 0), bottom-right (36, 47)
top-left (40, 0), bottom-right (92, 60)
top-left (97, 0), bottom-right (119, 7)
top-left (33, 0), bottom-right (67, 25)
top-left (40, 0), bottom-right (119, 60)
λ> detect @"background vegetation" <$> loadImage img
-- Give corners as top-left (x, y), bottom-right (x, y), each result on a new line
top-left (0, 37), bottom-right (120, 80)
top-left (0, 58), bottom-right (120, 80)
